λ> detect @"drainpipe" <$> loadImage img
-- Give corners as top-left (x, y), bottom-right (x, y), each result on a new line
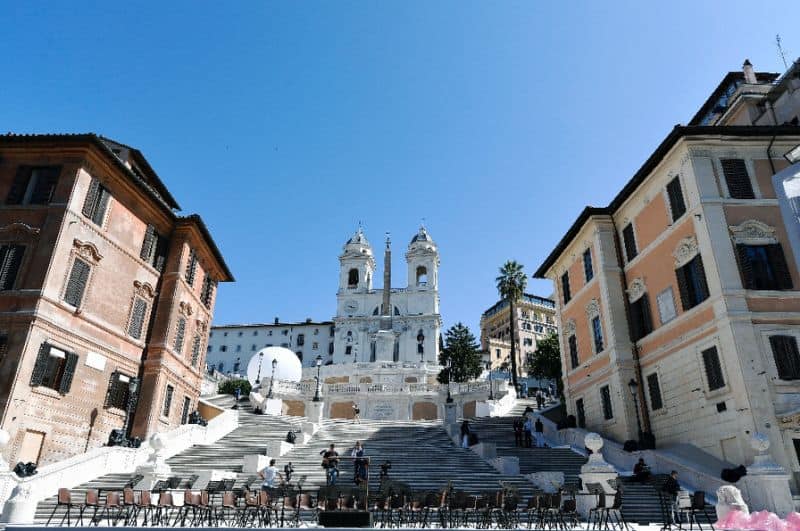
top-left (767, 134), bottom-right (777, 175)
top-left (609, 219), bottom-right (653, 439)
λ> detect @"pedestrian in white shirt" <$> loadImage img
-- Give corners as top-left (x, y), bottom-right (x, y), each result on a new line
top-left (260, 459), bottom-right (282, 490)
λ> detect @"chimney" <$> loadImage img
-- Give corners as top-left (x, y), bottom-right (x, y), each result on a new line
top-left (743, 59), bottom-right (757, 84)
top-left (274, 317), bottom-right (279, 324)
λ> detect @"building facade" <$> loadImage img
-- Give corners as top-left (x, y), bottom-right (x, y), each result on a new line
top-left (206, 320), bottom-right (335, 373)
top-left (535, 60), bottom-right (800, 483)
top-left (480, 294), bottom-right (557, 372)
top-left (0, 134), bottom-right (232, 467)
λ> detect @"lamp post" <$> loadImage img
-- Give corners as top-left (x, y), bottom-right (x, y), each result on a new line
top-left (628, 378), bottom-right (643, 445)
top-left (123, 377), bottom-right (139, 438)
top-left (267, 358), bottom-right (277, 399)
top-left (256, 351), bottom-right (264, 385)
top-left (487, 362), bottom-right (494, 401)
top-left (313, 355), bottom-right (323, 402)
top-left (445, 358), bottom-right (453, 403)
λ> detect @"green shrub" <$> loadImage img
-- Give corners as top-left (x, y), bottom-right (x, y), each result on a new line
top-left (218, 378), bottom-right (251, 396)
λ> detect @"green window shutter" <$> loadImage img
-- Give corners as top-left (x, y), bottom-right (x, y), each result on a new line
top-left (0, 244), bottom-right (24, 291)
top-left (767, 244), bottom-right (793, 290)
top-left (29, 342), bottom-right (50, 387)
top-left (128, 298), bottom-right (148, 340)
top-left (173, 317), bottom-right (186, 354)
top-left (675, 264), bottom-right (691, 311)
top-left (646, 373), bottom-right (663, 410)
top-left (140, 224), bottom-right (156, 261)
top-left (153, 235), bottom-right (169, 273)
top-left (702, 346), bottom-right (725, 390)
top-left (58, 351), bottom-right (79, 395)
top-left (29, 166), bottom-right (61, 204)
top-left (666, 176), bottom-right (687, 221)
top-left (82, 178), bottom-right (101, 218)
top-left (92, 186), bottom-right (110, 225)
top-left (769, 335), bottom-right (800, 380)
top-left (185, 250), bottom-right (198, 286)
top-left (64, 258), bottom-right (90, 307)
top-left (622, 224), bottom-right (638, 261)
top-left (6, 166), bottom-right (31, 205)
top-left (694, 255), bottom-right (710, 302)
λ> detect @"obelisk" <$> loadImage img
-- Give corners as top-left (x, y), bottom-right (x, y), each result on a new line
top-left (375, 233), bottom-right (397, 361)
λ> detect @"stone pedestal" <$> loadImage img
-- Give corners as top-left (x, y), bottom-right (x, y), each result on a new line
top-left (243, 455), bottom-right (270, 474)
top-left (134, 433), bottom-right (171, 490)
top-left (263, 398), bottom-right (283, 416)
top-left (577, 433), bottom-right (618, 519)
top-left (266, 440), bottom-right (294, 458)
top-left (374, 330), bottom-right (396, 362)
top-left (307, 401), bottom-right (324, 424)
top-left (740, 433), bottom-right (794, 516)
top-left (0, 481), bottom-right (35, 524)
top-left (444, 402), bottom-right (457, 425)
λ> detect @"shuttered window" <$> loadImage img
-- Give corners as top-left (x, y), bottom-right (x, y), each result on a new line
top-left (675, 255), bottom-right (709, 311)
top-left (200, 275), bottom-right (216, 308)
top-left (702, 346), bottom-right (725, 391)
top-left (721, 159), bottom-right (755, 199)
top-left (0, 244), bottom-right (25, 290)
top-left (104, 371), bottom-right (132, 410)
top-left (181, 397), bottom-right (191, 424)
top-left (0, 335), bottom-right (8, 365)
top-left (63, 258), bottom-right (90, 307)
top-left (163, 384), bottom-right (174, 417)
top-left (568, 334), bottom-right (579, 369)
top-left (140, 225), bottom-right (169, 272)
top-left (629, 294), bottom-right (653, 341)
top-left (561, 272), bottom-right (571, 305)
top-left (666, 176), bottom-right (687, 221)
top-left (735, 244), bottom-right (792, 290)
top-left (600, 385), bottom-right (613, 420)
top-left (185, 250), bottom-right (198, 286)
top-left (769, 335), bottom-right (800, 381)
top-left (30, 342), bottom-right (78, 394)
top-left (646, 373), bottom-right (664, 410)
top-left (190, 335), bottom-right (201, 367)
top-left (173, 317), bottom-right (186, 354)
top-left (592, 316), bottom-right (604, 353)
top-left (575, 398), bottom-right (586, 428)
top-left (128, 298), bottom-right (148, 340)
top-left (583, 249), bottom-right (594, 282)
top-left (82, 178), bottom-right (111, 226)
top-left (622, 223), bottom-right (638, 262)
top-left (6, 166), bottom-right (61, 205)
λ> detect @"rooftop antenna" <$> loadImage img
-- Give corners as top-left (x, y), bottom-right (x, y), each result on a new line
top-left (777, 34), bottom-right (789, 70)
top-left (420, 217), bottom-right (426, 229)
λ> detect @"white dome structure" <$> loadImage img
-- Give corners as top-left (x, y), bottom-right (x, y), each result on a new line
top-left (246, 346), bottom-right (303, 385)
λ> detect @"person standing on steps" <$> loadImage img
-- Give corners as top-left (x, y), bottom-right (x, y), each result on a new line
top-left (460, 420), bottom-right (471, 448)
top-left (513, 417), bottom-right (523, 447)
top-left (321, 444), bottom-right (340, 486)
top-left (351, 441), bottom-right (368, 485)
top-left (352, 403), bottom-right (361, 424)
top-left (523, 415), bottom-right (533, 448)
top-left (534, 417), bottom-right (545, 448)
top-left (662, 470), bottom-right (681, 525)
top-left (260, 459), bottom-right (283, 490)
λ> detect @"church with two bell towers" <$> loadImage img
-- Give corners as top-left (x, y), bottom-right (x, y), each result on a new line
top-left (333, 226), bottom-right (441, 366)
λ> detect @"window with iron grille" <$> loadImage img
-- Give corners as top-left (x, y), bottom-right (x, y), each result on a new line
top-left (328, 342), bottom-right (334, 355)
top-left (139, 224), bottom-right (169, 272)
top-left (190, 335), bottom-right (201, 367)
top-left (675, 255), bottom-right (709, 311)
top-left (173, 317), bottom-right (186, 354)
top-left (769, 335), bottom-right (800, 381)
top-left (622, 223), bottom-right (638, 262)
top-left (82, 178), bottom-right (111, 226)
top-left (701, 346), bottom-right (725, 391)
top-left (583, 249), bottom-right (594, 283)
top-left (128, 298), bottom-right (148, 340)
top-left (646, 373), bottom-right (663, 410)
top-left (6, 166), bottom-right (61, 205)
top-left (629, 294), bottom-right (653, 341)
top-left (0, 244), bottom-right (25, 291)
top-left (575, 398), bottom-right (586, 428)
top-left (163, 384), bottom-right (174, 417)
top-left (30, 342), bottom-right (78, 394)
top-left (297, 334), bottom-right (305, 346)
top-left (568, 334), bottom-right (579, 369)
top-left (592, 316), bottom-right (604, 353)
top-left (666, 176), bottom-right (686, 221)
top-left (185, 249), bottom-right (198, 286)
top-left (735, 244), bottom-right (792, 290)
top-left (561, 272), bottom-right (571, 304)
top-left (600, 385), bottom-right (613, 420)
top-left (200, 275), bottom-right (216, 308)
top-left (181, 397), bottom-right (191, 425)
top-left (721, 159), bottom-right (755, 199)
top-left (63, 258), bottom-right (90, 307)
top-left (105, 371), bottom-right (132, 410)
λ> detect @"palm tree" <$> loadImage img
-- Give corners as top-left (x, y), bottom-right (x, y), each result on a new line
top-left (496, 260), bottom-right (527, 391)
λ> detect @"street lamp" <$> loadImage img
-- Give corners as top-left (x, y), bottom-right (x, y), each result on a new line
top-left (445, 358), bottom-right (453, 403)
top-left (487, 362), bottom-right (494, 401)
top-left (267, 358), bottom-right (277, 399)
top-left (256, 351), bottom-right (264, 385)
top-left (628, 378), bottom-right (643, 444)
top-left (123, 377), bottom-right (139, 438)
top-left (313, 355), bottom-right (323, 402)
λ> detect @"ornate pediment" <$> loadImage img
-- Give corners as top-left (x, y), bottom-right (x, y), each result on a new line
top-left (729, 219), bottom-right (778, 245)
top-left (0, 222), bottom-right (40, 241)
top-left (195, 319), bottom-right (208, 334)
top-left (585, 299), bottom-right (600, 319)
top-left (563, 319), bottom-right (576, 337)
top-left (627, 278), bottom-right (646, 302)
top-left (133, 280), bottom-right (155, 299)
top-left (673, 236), bottom-right (699, 267)
top-left (73, 239), bottom-right (103, 264)
top-left (178, 301), bottom-right (193, 317)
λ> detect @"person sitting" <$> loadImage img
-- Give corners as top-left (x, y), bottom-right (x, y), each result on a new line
top-left (633, 458), bottom-right (651, 483)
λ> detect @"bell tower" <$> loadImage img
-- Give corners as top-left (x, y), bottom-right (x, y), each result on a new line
top-left (339, 227), bottom-right (375, 293)
top-left (406, 225), bottom-right (439, 293)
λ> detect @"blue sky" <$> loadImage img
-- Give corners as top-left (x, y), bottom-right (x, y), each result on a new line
top-left (2, 1), bottom-right (797, 333)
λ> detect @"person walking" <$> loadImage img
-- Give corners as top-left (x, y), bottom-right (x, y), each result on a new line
top-left (460, 420), bottom-right (471, 449)
top-left (320, 444), bottom-right (340, 486)
top-left (536, 389), bottom-right (544, 410)
top-left (523, 416), bottom-right (533, 448)
top-left (513, 417), bottom-right (523, 447)
top-left (352, 403), bottom-right (361, 424)
top-left (351, 441), bottom-right (368, 485)
top-left (662, 470), bottom-right (681, 525)
top-left (534, 417), bottom-right (545, 448)
top-left (260, 459), bottom-right (283, 490)
top-left (233, 386), bottom-right (241, 409)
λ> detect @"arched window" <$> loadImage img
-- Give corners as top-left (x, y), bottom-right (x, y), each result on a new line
top-left (348, 268), bottom-right (359, 287)
top-left (416, 266), bottom-right (428, 286)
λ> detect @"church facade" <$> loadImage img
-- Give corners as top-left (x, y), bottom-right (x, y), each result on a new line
top-left (333, 226), bottom-right (441, 365)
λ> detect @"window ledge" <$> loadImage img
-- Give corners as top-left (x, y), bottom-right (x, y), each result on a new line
top-left (30, 386), bottom-right (63, 399)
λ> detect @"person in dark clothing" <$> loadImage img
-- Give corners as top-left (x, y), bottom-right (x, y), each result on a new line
top-left (513, 418), bottom-right (523, 447)
top-left (460, 420), bottom-right (470, 448)
top-left (534, 417), bottom-right (545, 447)
top-left (662, 470), bottom-right (681, 524)
top-left (320, 444), bottom-right (340, 485)
top-left (633, 458), bottom-right (651, 483)
top-left (523, 416), bottom-right (533, 448)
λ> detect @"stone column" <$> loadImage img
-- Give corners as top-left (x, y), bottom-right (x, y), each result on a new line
top-left (576, 433), bottom-right (618, 519)
top-left (739, 433), bottom-right (794, 516)
top-left (307, 400), bottom-right (324, 425)
top-left (444, 401), bottom-right (457, 425)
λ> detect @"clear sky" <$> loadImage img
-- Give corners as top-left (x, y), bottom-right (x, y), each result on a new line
top-left (2, 1), bottom-right (797, 334)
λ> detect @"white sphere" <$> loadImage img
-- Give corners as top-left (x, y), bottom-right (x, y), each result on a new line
top-left (585, 432), bottom-right (604, 452)
top-left (150, 433), bottom-right (166, 451)
top-left (246, 346), bottom-right (303, 385)
top-left (0, 429), bottom-right (10, 448)
top-left (751, 432), bottom-right (770, 453)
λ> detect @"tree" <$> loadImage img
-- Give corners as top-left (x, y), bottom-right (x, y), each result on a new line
top-left (528, 332), bottom-right (563, 397)
top-left (496, 260), bottom-right (527, 391)
top-left (437, 323), bottom-right (483, 384)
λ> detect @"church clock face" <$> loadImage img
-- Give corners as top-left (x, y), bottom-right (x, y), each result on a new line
top-left (344, 300), bottom-right (359, 313)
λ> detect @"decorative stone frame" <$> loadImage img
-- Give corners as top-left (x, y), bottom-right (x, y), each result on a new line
top-left (0, 222), bottom-right (41, 291)
top-left (585, 299), bottom-right (604, 355)
top-left (626, 277), bottom-right (647, 303)
top-left (61, 239), bottom-right (103, 312)
top-left (757, 327), bottom-right (800, 390)
top-left (694, 337), bottom-right (730, 400)
top-left (729, 219), bottom-right (779, 246)
top-left (563, 319), bottom-right (576, 338)
top-left (126, 280), bottom-right (155, 342)
top-left (673, 235), bottom-right (699, 268)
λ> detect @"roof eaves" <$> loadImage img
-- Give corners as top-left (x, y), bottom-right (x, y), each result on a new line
top-left (178, 214), bottom-right (234, 282)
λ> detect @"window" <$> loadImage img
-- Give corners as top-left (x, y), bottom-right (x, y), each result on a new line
top-left (190, 335), bottom-right (201, 367)
top-left (622, 223), bottom-right (637, 262)
top-left (253, 331), bottom-right (258, 336)
top-left (629, 294), bottom-right (653, 341)
top-left (181, 397), bottom-right (191, 425)
top-left (128, 298), bottom-right (148, 340)
top-left (523, 338), bottom-right (533, 346)
top-left (701, 346), bottom-right (725, 391)
top-left (666, 176), bottom-right (687, 221)
top-left (105, 371), bottom-right (133, 410)
top-left (496, 348), bottom-right (501, 359)
top-left (30, 343), bottom-right (78, 394)
top-left (297, 334), bottom-right (305, 346)
top-left (735, 244), bottom-right (792, 290)
top-left (63, 258), bottom-right (90, 307)
top-left (163, 384), bottom-right (174, 417)
top-left (330, 326), bottom-right (335, 337)
top-left (185, 250), bottom-right (198, 286)
top-left (251, 344), bottom-right (256, 351)
top-left (561, 272), bottom-right (571, 304)
top-left (416, 266), bottom-right (428, 286)
top-left (345, 345), bottom-right (352, 355)
top-left (173, 317), bottom-right (186, 354)
top-left (591, 316), bottom-right (604, 353)
top-left (568, 335), bottom-right (579, 369)
top-left (769, 335), bottom-right (800, 380)
top-left (220, 345), bottom-right (227, 352)
top-left (236, 345), bottom-right (241, 352)
top-left (328, 343), bottom-right (334, 355)
top-left (82, 178), bottom-right (111, 226)
top-left (238, 331), bottom-right (243, 337)
top-left (575, 398), bottom-right (586, 428)
top-left (233, 360), bottom-right (241, 372)
top-left (268, 331), bottom-right (273, 336)
top-left (646, 373), bottom-right (663, 411)
top-left (534, 325), bottom-right (543, 333)
top-left (139, 225), bottom-right (168, 272)
top-left (721, 159), bottom-right (755, 199)
top-left (0, 244), bottom-right (25, 290)
top-left (312, 342), bottom-right (318, 350)
top-left (656, 287), bottom-right (677, 325)
top-left (348, 268), bottom-right (358, 287)
top-left (6, 166), bottom-right (61, 205)
top-left (296, 351), bottom-right (303, 362)
top-left (282, 330), bottom-right (288, 336)
top-left (583, 249), bottom-right (594, 282)
top-left (200, 275), bottom-right (216, 309)
top-left (676, 255), bottom-right (710, 311)
top-left (600, 385), bottom-right (613, 420)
